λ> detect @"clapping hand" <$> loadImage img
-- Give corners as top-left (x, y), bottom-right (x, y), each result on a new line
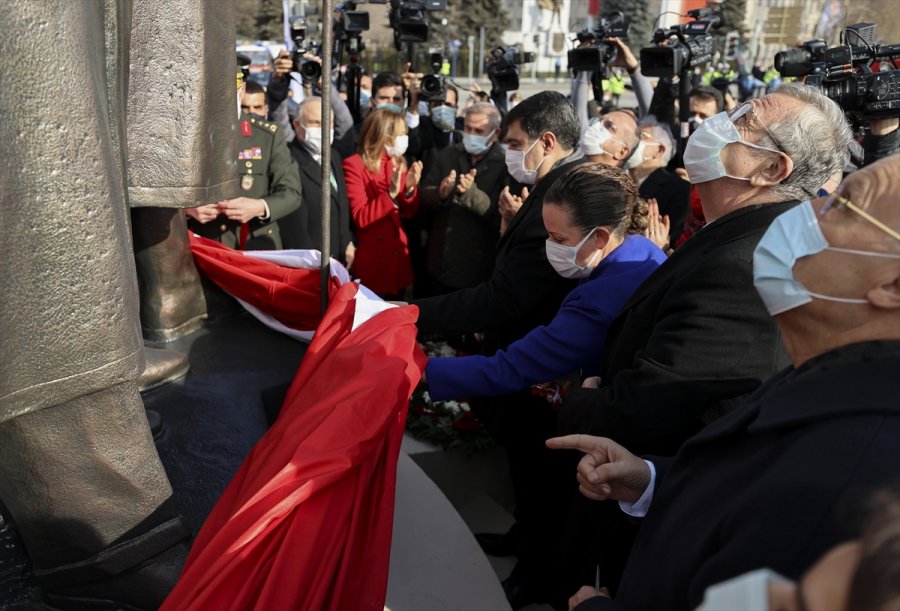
top-left (457, 169), bottom-right (477, 194)
top-left (389, 161), bottom-right (404, 200)
top-left (499, 185), bottom-right (528, 221)
top-left (405, 160), bottom-right (423, 192)
top-left (642, 198), bottom-right (671, 251)
top-left (439, 169), bottom-right (457, 200)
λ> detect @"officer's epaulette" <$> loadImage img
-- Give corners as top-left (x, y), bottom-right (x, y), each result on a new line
top-left (248, 116), bottom-right (278, 134)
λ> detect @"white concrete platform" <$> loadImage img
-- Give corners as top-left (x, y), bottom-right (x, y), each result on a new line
top-left (387, 434), bottom-right (553, 611)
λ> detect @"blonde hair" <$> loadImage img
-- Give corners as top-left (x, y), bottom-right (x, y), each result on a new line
top-left (359, 108), bottom-right (407, 172)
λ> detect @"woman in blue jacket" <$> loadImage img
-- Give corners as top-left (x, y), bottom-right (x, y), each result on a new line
top-left (425, 163), bottom-right (666, 401)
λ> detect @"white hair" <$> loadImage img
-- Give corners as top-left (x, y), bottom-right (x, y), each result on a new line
top-left (639, 115), bottom-right (676, 166)
top-left (464, 102), bottom-right (501, 131)
top-left (763, 83), bottom-right (854, 200)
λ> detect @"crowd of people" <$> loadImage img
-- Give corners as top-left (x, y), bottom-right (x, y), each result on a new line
top-left (195, 37), bottom-right (900, 611)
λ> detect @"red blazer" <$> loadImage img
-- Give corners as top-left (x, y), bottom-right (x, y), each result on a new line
top-left (342, 153), bottom-right (420, 296)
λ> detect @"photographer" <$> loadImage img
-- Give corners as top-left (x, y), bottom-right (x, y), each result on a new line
top-left (266, 49), bottom-right (355, 158)
top-left (864, 118), bottom-right (900, 166)
top-left (572, 37), bottom-right (653, 132)
top-left (420, 102), bottom-right (506, 295)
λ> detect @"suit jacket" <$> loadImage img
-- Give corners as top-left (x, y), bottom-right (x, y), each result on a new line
top-left (281, 140), bottom-right (353, 262)
top-left (190, 114), bottom-right (302, 250)
top-left (420, 141), bottom-right (506, 290)
top-left (577, 340), bottom-right (900, 611)
top-left (413, 156), bottom-right (584, 350)
top-left (342, 152), bottom-right (419, 296)
top-left (638, 167), bottom-right (691, 243)
top-left (559, 201), bottom-right (796, 455)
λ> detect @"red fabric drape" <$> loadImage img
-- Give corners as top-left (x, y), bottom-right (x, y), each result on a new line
top-left (189, 233), bottom-right (342, 332)
top-left (161, 270), bottom-right (426, 610)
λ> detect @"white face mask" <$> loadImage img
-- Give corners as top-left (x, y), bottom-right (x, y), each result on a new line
top-left (753, 200), bottom-right (900, 315)
top-left (695, 569), bottom-right (789, 611)
top-left (299, 123), bottom-right (334, 156)
top-left (385, 134), bottom-right (409, 157)
top-left (505, 137), bottom-right (546, 185)
top-left (581, 122), bottom-right (629, 159)
top-left (545, 228), bottom-right (603, 279)
top-left (684, 104), bottom-right (783, 184)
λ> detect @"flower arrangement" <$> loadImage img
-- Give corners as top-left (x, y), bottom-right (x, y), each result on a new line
top-left (406, 341), bottom-right (495, 454)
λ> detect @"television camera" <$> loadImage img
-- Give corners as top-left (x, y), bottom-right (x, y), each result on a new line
top-left (485, 46), bottom-right (535, 93)
top-left (568, 11), bottom-right (630, 74)
top-left (640, 8), bottom-right (724, 78)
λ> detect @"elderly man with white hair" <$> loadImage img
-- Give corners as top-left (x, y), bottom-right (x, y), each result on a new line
top-left (553, 83), bottom-right (856, 599)
top-left (629, 116), bottom-right (692, 245)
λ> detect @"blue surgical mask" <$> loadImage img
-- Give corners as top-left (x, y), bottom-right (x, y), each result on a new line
top-left (753, 200), bottom-right (900, 315)
top-left (463, 129), bottom-right (496, 156)
top-left (683, 105), bottom-right (782, 184)
top-left (431, 105), bottom-right (457, 132)
top-left (377, 103), bottom-right (404, 114)
top-left (359, 88), bottom-right (371, 108)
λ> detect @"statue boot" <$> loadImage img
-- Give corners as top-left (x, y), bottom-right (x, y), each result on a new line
top-left (0, 382), bottom-right (190, 609)
top-left (132, 208), bottom-right (207, 345)
top-left (138, 346), bottom-right (190, 394)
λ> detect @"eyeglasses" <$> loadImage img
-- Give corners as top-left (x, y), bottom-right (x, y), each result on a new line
top-left (728, 102), bottom-right (787, 154)
top-left (820, 187), bottom-right (900, 242)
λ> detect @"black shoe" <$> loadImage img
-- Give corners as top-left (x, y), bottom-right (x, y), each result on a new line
top-left (474, 523), bottom-right (524, 557)
top-left (502, 574), bottom-right (544, 610)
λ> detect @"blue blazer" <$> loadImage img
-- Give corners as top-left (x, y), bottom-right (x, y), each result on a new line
top-left (426, 235), bottom-right (666, 401)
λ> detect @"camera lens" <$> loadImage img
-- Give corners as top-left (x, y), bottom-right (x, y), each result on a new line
top-left (774, 48), bottom-right (812, 77)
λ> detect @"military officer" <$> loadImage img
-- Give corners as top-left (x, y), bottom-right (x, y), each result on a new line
top-left (187, 79), bottom-right (302, 250)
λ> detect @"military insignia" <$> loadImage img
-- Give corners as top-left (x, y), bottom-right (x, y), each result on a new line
top-left (239, 148), bottom-right (256, 160)
top-left (241, 120), bottom-right (252, 137)
top-left (250, 146), bottom-right (262, 160)
top-left (241, 175), bottom-right (254, 191)
top-left (268, 124), bottom-right (277, 133)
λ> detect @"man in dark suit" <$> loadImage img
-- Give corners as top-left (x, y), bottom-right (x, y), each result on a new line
top-left (280, 96), bottom-right (354, 266)
top-left (550, 154), bottom-right (900, 611)
top-left (557, 83), bottom-right (855, 593)
top-left (413, 91), bottom-right (584, 608)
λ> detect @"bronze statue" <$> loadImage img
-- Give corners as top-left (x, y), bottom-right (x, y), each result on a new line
top-left (0, 0), bottom-right (238, 607)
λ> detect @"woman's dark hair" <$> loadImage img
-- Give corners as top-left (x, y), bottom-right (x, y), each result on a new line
top-left (544, 163), bottom-right (648, 236)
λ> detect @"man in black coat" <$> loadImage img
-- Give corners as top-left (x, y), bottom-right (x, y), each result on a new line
top-left (420, 102), bottom-right (506, 295)
top-left (549, 154), bottom-right (900, 611)
top-left (280, 97), bottom-right (354, 266)
top-left (413, 91), bottom-right (583, 608)
top-left (556, 83), bottom-right (856, 591)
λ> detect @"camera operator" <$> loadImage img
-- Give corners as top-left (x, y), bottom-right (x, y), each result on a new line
top-left (572, 37), bottom-right (653, 132)
top-left (864, 118), bottom-right (900, 166)
top-left (414, 85), bottom-right (462, 168)
top-left (420, 102), bottom-right (506, 295)
top-left (266, 49), bottom-right (355, 159)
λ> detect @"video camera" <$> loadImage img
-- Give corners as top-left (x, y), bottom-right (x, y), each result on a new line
top-left (776, 23), bottom-right (900, 119)
top-left (568, 11), bottom-right (630, 74)
top-left (289, 17), bottom-right (323, 83)
top-left (420, 50), bottom-right (447, 102)
top-left (485, 45), bottom-right (535, 93)
top-left (640, 7), bottom-right (724, 78)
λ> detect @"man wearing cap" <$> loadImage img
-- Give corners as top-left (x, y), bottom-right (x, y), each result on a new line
top-left (187, 74), bottom-right (302, 250)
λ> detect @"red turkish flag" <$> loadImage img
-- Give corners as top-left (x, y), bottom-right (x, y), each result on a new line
top-left (161, 277), bottom-right (427, 610)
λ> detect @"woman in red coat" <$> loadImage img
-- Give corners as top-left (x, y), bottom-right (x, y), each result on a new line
top-left (343, 108), bottom-right (423, 298)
